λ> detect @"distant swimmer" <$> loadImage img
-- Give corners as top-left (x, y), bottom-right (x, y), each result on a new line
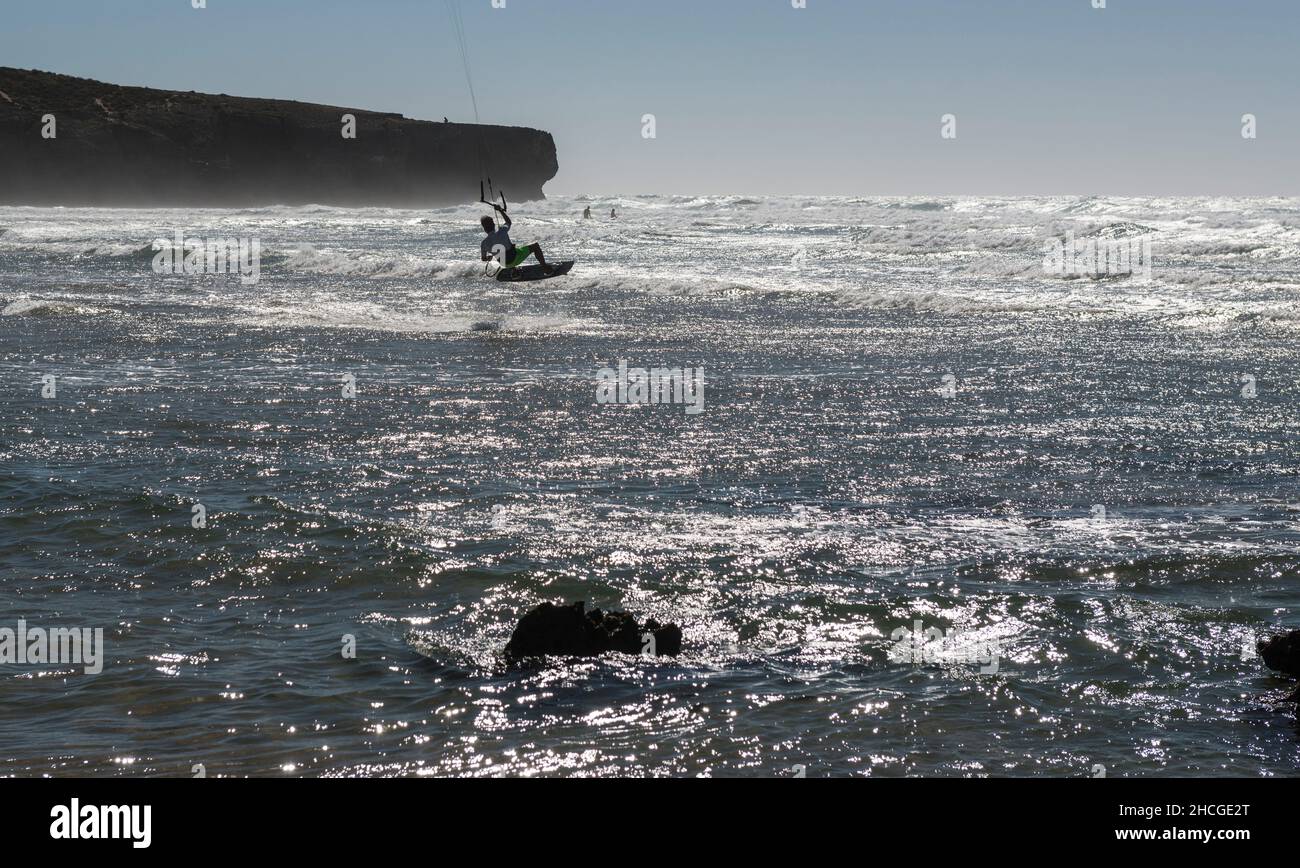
top-left (443, 117), bottom-right (449, 123)
top-left (610, 207), bottom-right (618, 219)
top-left (480, 209), bottom-right (553, 276)
top-left (583, 206), bottom-right (592, 219)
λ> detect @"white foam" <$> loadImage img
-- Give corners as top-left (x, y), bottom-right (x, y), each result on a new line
top-left (3, 195), bottom-right (1298, 327)
top-left (2, 297), bottom-right (101, 317)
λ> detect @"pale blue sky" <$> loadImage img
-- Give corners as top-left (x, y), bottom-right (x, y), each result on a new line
top-left (3, 0), bottom-right (1296, 195)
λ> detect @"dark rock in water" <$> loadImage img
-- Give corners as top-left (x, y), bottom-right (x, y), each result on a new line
top-left (505, 601), bottom-right (682, 660)
top-left (1258, 630), bottom-right (1300, 678)
top-left (0, 67), bottom-right (558, 207)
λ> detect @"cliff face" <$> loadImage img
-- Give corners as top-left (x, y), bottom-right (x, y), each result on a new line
top-left (0, 68), bottom-right (558, 207)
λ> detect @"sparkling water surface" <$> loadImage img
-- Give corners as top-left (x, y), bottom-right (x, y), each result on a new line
top-left (2, 195), bottom-right (1298, 776)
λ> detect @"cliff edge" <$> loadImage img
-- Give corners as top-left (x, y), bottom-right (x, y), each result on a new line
top-left (0, 68), bottom-right (558, 207)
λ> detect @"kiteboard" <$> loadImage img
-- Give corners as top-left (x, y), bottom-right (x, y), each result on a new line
top-left (494, 260), bottom-right (575, 282)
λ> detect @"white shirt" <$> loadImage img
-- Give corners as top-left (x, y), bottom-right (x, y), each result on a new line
top-left (481, 226), bottom-right (513, 262)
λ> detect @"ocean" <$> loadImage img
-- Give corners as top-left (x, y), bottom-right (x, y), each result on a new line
top-left (1, 194), bottom-right (1298, 777)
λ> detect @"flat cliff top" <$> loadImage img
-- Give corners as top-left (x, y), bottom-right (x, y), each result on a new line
top-left (0, 66), bottom-right (540, 134)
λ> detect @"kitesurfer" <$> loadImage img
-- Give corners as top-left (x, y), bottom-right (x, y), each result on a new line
top-left (480, 207), bottom-right (552, 275)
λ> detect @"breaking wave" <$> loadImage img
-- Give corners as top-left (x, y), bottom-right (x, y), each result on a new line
top-left (2, 297), bottom-right (102, 317)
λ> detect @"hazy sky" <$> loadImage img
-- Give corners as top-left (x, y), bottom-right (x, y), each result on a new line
top-left (4, 0), bottom-right (1296, 196)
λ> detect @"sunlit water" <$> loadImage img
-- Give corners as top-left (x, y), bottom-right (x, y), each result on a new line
top-left (2, 195), bottom-right (1298, 777)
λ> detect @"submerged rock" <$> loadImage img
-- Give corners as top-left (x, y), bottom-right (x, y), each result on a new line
top-left (1258, 630), bottom-right (1300, 678)
top-left (505, 601), bottom-right (682, 660)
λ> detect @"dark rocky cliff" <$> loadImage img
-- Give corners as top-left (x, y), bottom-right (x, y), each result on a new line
top-left (0, 68), bottom-right (558, 207)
